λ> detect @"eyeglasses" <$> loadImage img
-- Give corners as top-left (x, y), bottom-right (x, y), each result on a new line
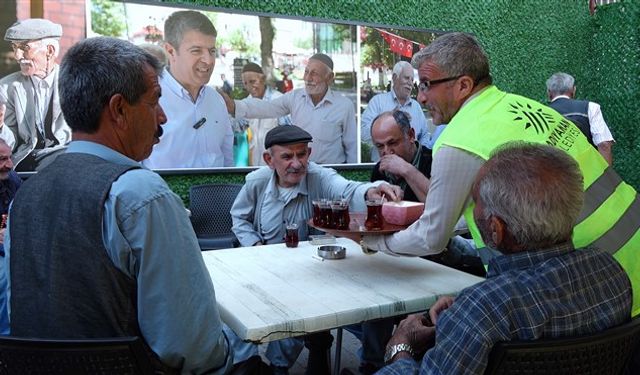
top-left (417, 75), bottom-right (462, 92)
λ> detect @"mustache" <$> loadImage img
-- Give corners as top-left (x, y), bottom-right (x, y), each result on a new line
top-left (286, 167), bottom-right (305, 173)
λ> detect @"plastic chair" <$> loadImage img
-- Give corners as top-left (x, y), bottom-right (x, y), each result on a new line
top-left (189, 183), bottom-right (243, 250)
top-left (484, 318), bottom-right (640, 375)
top-left (0, 336), bottom-right (154, 375)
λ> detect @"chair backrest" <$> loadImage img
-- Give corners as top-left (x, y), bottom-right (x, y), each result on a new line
top-left (0, 336), bottom-right (155, 375)
top-left (189, 183), bottom-right (243, 237)
top-left (484, 318), bottom-right (640, 375)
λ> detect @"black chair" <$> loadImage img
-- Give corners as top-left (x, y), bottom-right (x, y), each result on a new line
top-left (189, 183), bottom-right (243, 250)
top-left (0, 336), bottom-right (154, 375)
top-left (484, 318), bottom-right (640, 375)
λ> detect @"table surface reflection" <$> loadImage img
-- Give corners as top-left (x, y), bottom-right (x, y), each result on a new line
top-left (202, 237), bottom-right (484, 343)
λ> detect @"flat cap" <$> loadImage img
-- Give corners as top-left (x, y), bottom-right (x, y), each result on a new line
top-left (242, 62), bottom-right (264, 75)
top-left (309, 53), bottom-right (333, 71)
top-left (264, 125), bottom-right (313, 149)
top-left (4, 18), bottom-right (63, 42)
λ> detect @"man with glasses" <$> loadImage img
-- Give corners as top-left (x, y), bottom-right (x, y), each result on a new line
top-left (0, 18), bottom-right (71, 171)
top-left (360, 32), bottom-right (640, 318)
top-left (361, 61), bottom-right (430, 161)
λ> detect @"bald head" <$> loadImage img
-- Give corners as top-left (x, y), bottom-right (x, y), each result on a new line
top-left (371, 110), bottom-right (416, 162)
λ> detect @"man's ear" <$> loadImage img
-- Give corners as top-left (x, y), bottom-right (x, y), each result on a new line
top-left (108, 94), bottom-right (128, 131)
top-left (46, 44), bottom-right (55, 58)
top-left (164, 42), bottom-right (176, 58)
top-left (455, 75), bottom-right (475, 99)
top-left (490, 215), bottom-right (506, 249)
top-left (263, 151), bottom-right (273, 168)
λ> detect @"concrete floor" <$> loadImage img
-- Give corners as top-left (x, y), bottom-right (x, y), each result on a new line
top-left (261, 329), bottom-right (363, 374)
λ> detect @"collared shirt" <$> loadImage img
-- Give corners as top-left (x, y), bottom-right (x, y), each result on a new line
top-left (235, 88), bottom-right (357, 164)
top-left (231, 162), bottom-right (380, 246)
top-left (2, 141), bottom-right (231, 374)
top-left (143, 69), bottom-right (234, 169)
top-left (550, 95), bottom-right (614, 145)
top-left (378, 244), bottom-right (632, 374)
top-left (29, 66), bottom-right (57, 135)
top-left (361, 90), bottom-right (430, 160)
top-left (370, 142), bottom-right (432, 203)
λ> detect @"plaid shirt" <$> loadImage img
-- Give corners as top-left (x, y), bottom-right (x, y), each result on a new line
top-left (377, 243), bottom-right (632, 375)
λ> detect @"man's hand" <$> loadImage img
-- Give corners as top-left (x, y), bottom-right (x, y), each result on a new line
top-left (429, 296), bottom-right (455, 324)
top-left (386, 312), bottom-right (436, 361)
top-left (217, 88), bottom-right (236, 116)
top-left (378, 154), bottom-right (412, 178)
top-left (366, 182), bottom-right (403, 202)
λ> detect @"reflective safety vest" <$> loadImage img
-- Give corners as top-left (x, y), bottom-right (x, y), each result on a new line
top-left (433, 86), bottom-right (640, 316)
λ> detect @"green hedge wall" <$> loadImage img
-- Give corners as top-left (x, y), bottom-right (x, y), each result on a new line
top-left (160, 0), bottom-right (639, 198)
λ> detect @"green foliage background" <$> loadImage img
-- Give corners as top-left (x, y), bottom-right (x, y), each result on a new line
top-left (156, 0), bottom-right (639, 204)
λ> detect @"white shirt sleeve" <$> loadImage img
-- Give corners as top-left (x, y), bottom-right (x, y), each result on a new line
top-left (363, 146), bottom-right (485, 256)
top-left (588, 102), bottom-right (614, 145)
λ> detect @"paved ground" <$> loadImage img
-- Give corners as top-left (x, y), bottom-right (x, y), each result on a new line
top-left (261, 329), bottom-right (363, 374)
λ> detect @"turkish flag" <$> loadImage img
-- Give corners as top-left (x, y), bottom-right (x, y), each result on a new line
top-left (379, 30), bottom-right (414, 58)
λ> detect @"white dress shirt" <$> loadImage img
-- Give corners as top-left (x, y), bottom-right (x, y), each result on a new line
top-left (143, 69), bottom-right (234, 169)
top-left (235, 88), bottom-right (357, 164)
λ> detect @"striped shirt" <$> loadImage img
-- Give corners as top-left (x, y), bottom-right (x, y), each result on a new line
top-left (378, 243), bottom-right (632, 374)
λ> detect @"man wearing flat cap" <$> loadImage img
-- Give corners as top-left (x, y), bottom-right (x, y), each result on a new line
top-left (0, 18), bottom-right (71, 171)
top-left (230, 124), bottom-right (402, 374)
top-left (225, 54), bottom-right (357, 164)
top-left (237, 62), bottom-right (291, 166)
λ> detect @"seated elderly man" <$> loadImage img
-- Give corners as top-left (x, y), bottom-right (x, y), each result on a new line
top-left (378, 143), bottom-right (632, 374)
top-left (231, 125), bottom-right (401, 374)
top-left (2, 37), bottom-right (234, 374)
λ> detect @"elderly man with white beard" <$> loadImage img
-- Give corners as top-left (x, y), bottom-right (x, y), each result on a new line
top-left (223, 54), bottom-right (357, 164)
top-left (0, 18), bottom-right (71, 171)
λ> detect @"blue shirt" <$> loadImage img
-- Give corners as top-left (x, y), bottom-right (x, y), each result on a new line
top-left (1, 141), bottom-right (232, 374)
top-left (378, 244), bottom-right (632, 374)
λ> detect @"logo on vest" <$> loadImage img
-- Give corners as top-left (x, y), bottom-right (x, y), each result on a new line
top-left (508, 100), bottom-right (580, 151)
top-left (508, 101), bottom-right (554, 134)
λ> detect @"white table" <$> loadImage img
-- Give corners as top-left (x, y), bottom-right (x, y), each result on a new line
top-left (202, 237), bottom-right (484, 344)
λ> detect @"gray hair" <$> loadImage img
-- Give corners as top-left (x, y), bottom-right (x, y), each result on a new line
top-left (139, 43), bottom-right (168, 68)
top-left (475, 142), bottom-right (584, 250)
top-left (0, 138), bottom-right (10, 150)
top-left (59, 37), bottom-right (161, 133)
top-left (392, 61), bottom-right (413, 77)
top-left (164, 10), bottom-right (217, 49)
top-left (546, 72), bottom-right (575, 97)
top-left (411, 32), bottom-right (491, 84)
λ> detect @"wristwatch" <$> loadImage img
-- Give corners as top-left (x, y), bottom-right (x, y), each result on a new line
top-left (384, 343), bottom-right (415, 364)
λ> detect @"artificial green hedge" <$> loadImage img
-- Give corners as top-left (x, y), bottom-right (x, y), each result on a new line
top-left (160, 0), bottom-right (639, 198)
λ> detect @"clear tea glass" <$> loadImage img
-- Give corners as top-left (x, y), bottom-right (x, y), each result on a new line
top-left (364, 200), bottom-right (384, 230)
top-left (285, 223), bottom-right (299, 248)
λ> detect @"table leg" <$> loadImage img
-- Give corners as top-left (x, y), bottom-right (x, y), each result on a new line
top-left (333, 327), bottom-right (343, 375)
